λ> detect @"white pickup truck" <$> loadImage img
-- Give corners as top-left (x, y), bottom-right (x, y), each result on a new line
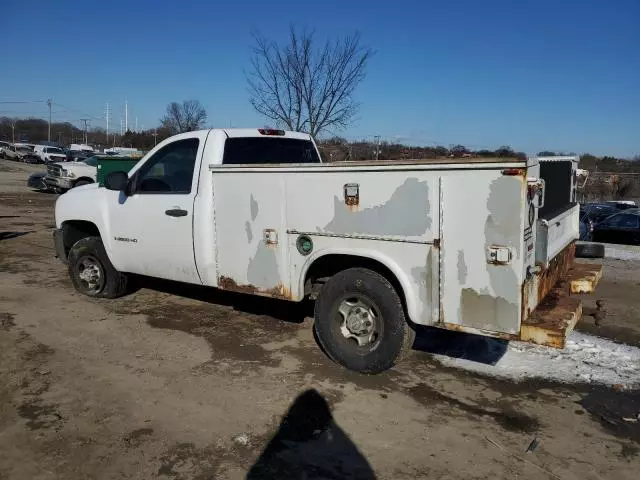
top-left (45, 156), bottom-right (99, 192)
top-left (53, 129), bottom-right (603, 373)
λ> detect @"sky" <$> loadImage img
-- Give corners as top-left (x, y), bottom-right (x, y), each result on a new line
top-left (2, 0), bottom-right (639, 157)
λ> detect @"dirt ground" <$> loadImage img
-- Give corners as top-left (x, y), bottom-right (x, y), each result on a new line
top-left (1, 159), bottom-right (639, 479)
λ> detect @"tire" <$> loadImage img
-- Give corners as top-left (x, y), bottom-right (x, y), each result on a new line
top-left (74, 179), bottom-right (92, 188)
top-left (576, 242), bottom-right (605, 259)
top-left (313, 268), bottom-right (415, 374)
top-left (67, 236), bottom-right (128, 298)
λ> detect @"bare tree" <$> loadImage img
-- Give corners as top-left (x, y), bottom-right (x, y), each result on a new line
top-left (160, 100), bottom-right (208, 134)
top-left (247, 27), bottom-right (373, 138)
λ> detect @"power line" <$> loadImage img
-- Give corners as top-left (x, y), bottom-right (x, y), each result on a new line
top-left (0, 100), bottom-right (45, 104)
top-left (52, 101), bottom-right (104, 122)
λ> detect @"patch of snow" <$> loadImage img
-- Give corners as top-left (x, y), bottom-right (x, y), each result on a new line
top-left (604, 244), bottom-right (640, 261)
top-left (233, 434), bottom-right (250, 446)
top-left (431, 331), bottom-right (640, 388)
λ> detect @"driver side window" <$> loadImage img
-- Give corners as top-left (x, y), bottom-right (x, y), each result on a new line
top-left (134, 138), bottom-right (199, 194)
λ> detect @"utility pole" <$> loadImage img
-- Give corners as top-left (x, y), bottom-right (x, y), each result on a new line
top-left (80, 118), bottom-right (91, 144)
top-left (11, 122), bottom-right (15, 144)
top-left (135, 117), bottom-right (138, 133)
top-left (120, 117), bottom-right (124, 136)
top-left (47, 98), bottom-right (52, 141)
top-left (105, 102), bottom-right (111, 143)
top-left (152, 129), bottom-right (158, 146)
top-left (125, 100), bottom-right (128, 133)
top-left (373, 135), bottom-right (381, 160)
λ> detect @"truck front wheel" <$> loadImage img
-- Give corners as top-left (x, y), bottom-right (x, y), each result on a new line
top-left (68, 236), bottom-right (128, 298)
top-left (314, 268), bottom-right (414, 374)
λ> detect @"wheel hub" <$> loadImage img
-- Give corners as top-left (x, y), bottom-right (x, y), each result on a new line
top-left (78, 257), bottom-right (103, 291)
top-left (338, 298), bottom-right (378, 347)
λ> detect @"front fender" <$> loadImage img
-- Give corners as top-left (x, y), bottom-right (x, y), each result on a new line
top-left (54, 186), bottom-right (120, 268)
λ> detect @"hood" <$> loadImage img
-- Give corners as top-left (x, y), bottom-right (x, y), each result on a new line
top-left (52, 161), bottom-right (93, 168)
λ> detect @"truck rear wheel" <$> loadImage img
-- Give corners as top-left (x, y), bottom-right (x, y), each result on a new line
top-left (68, 236), bottom-right (128, 299)
top-left (313, 268), bottom-right (414, 374)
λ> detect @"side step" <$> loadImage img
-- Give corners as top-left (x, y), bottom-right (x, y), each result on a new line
top-left (567, 263), bottom-right (603, 294)
top-left (520, 263), bottom-right (603, 349)
top-left (521, 286), bottom-right (582, 349)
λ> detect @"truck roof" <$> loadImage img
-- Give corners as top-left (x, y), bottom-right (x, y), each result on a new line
top-left (221, 128), bottom-right (313, 141)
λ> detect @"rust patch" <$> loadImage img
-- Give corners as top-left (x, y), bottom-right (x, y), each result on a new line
top-left (521, 285), bottom-right (582, 348)
top-left (436, 322), bottom-right (518, 341)
top-left (536, 242), bottom-right (575, 304)
top-left (567, 263), bottom-right (603, 294)
top-left (218, 276), bottom-right (292, 300)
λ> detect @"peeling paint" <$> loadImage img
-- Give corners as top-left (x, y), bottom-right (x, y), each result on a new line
top-left (244, 221), bottom-right (253, 243)
top-left (485, 177), bottom-right (522, 254)
top-left (484, 176), bottom-right (522, 315)
top-left (323, 178), bottom-right (431, 236)
top-left (457, 250), bottom-right (467, 284)
top-left (461, 288), bottom-right (519, 333)
top-left (247, 242), bottom-right (282, 290)
top-left (410, 251), bottom-right (434, 322)
top-left (250, 194), bottom-right (259, 221)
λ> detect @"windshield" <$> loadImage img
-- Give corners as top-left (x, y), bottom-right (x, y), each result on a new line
top-left (83, 156), bottom-right (99, 167)
top-left (48, 147), bottom-right (64, 154)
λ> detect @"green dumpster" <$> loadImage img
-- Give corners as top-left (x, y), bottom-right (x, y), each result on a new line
top-left (97, 156), bottom-right (142, 187)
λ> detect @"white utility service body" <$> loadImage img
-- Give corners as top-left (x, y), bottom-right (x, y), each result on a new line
top-left (53, 129), bottom-right (602, 373)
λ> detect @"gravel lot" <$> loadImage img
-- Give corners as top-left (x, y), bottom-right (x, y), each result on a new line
top-left (1, 159), bottom-right (639, 479)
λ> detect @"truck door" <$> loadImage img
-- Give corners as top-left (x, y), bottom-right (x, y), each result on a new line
top-left (106, 132), bottom-right (209, 284)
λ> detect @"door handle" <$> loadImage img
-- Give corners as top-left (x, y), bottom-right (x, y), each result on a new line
top-left (165, 208), bottom-right (188, 217)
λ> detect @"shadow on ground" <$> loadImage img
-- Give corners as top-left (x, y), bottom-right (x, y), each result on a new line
top-left (412, 325), bottom-right (509, 365)
top-left (0, 231), bottom-right (32, 241)
top-left (133, 276), bottom-right (509, 364)
top-left (247, 389), bottom-right (376, 479)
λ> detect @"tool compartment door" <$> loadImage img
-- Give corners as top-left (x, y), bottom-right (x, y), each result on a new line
top-left (212, 171), bottom-right (291, 298)
top-left (440, 169), bottom-right (525, 335)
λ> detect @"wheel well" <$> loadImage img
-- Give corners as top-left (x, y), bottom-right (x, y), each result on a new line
top-left (74, 177), bottom-right (94, 186)
top-left (61, 221), bottom-right (100, 256)
top-left (304, 254), bottom-right (408, 313)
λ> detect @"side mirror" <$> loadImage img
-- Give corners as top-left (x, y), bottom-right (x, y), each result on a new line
top-left (104, 171), bottom-right (129, 192)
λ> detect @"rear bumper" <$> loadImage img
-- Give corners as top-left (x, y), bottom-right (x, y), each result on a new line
top-left (520, 259), bottom-right (604, 349)
top-left (53, 229), bottom-right (67, 264)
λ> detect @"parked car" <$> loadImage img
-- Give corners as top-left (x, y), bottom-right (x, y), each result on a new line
top-left (44, 155), bottom-right (101, 192)
top-left (579, 218), bottom-right (594, 241)
top-left (580, 203), bottom-right (620, 225)
top-left (0, 144), bottom-right (35, 161)
top-left (604, 200), bottom-right (638, 210)
top-left (592, 211), bottom-right (640, 245)
top-left (33, 145), bottom-right (67, 163)
top-left (22, 152), bottom-right (43, 164)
